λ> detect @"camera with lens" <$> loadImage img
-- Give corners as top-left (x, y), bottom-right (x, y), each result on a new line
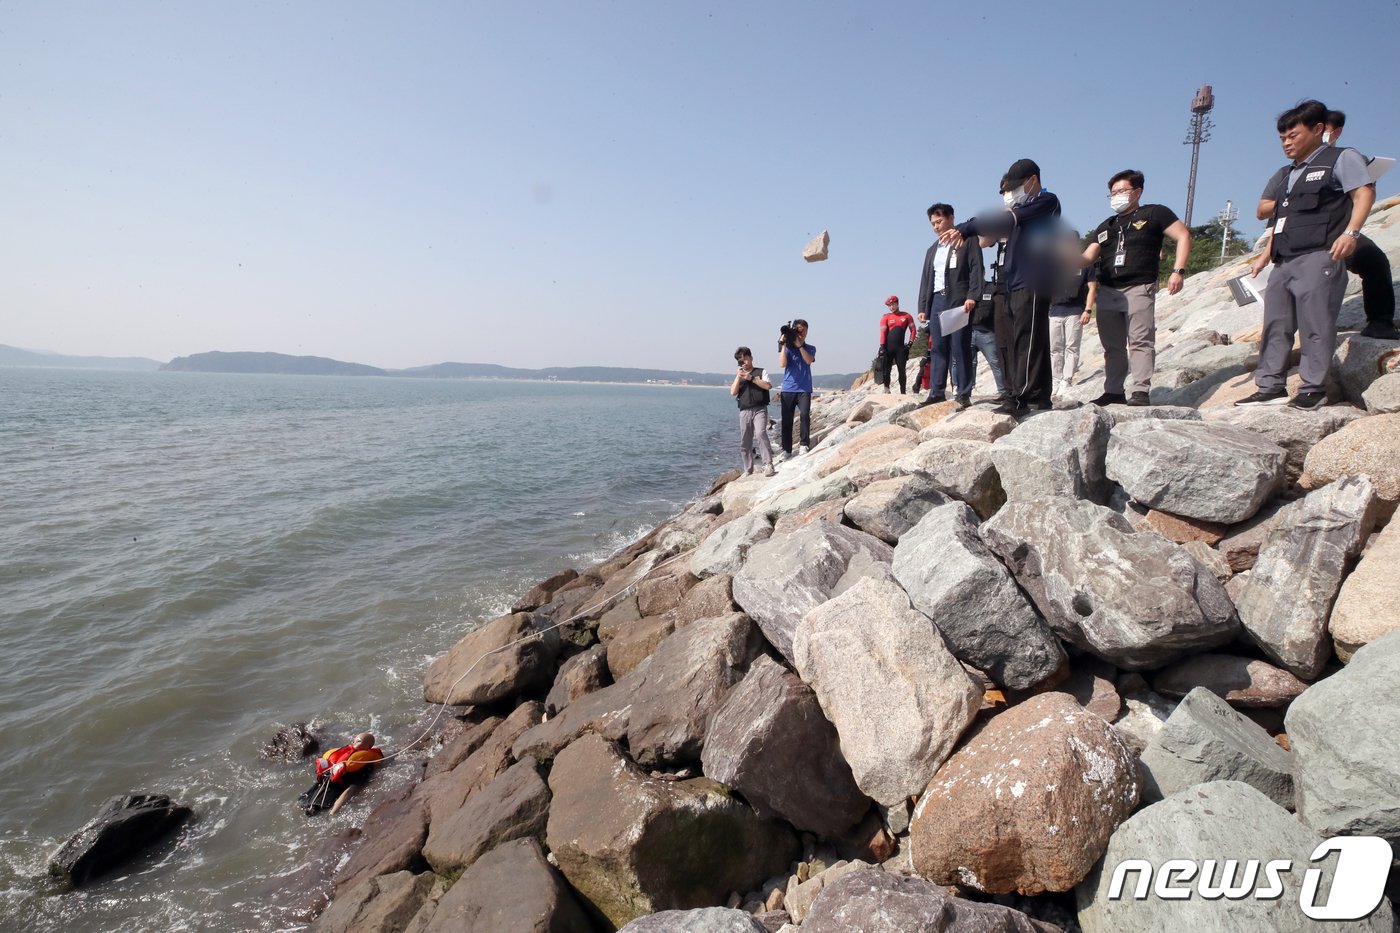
top-left (779, 321), bottom-right (797, 349)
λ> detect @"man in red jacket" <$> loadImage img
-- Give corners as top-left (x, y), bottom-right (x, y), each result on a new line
top-left (877, 296), bottom-right (917, 394)
top-left (299, 732), bottom-right (384, 815)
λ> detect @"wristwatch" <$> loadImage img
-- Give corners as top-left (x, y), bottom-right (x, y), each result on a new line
top-left (1347, 230), bottom-right (1362, 239)
top-left (1172, 267), bottom-right (1186, 275)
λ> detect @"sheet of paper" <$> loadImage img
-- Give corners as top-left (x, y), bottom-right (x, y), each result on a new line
top-left (939, 305), bottom-right (969, 335)
top-left (1367, 156), bottom-right (1394, 183)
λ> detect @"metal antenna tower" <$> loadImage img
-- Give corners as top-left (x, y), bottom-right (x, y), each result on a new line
top-left (1218, 199), bottom-right (1239, 261)
top-left (1183, 85), bottom-right (1215, 226)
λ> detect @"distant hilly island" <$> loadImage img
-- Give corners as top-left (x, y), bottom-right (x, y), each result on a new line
top-left (2, 346), bottom-right (862, 390)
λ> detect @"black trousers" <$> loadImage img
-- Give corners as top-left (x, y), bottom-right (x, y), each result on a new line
top-left (878, 342), bottom-right (910, 392)
top-left (780, 391), bottom-right (811, 452)
top-left (1006, 288), bottom-right (1053, 406)
top-left (1349, 234), bottom-right (1396, 325)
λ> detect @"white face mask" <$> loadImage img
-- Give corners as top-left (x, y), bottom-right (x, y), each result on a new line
top-left (1010, 184), bottom-right (1030, 205)
top-left (1002, 191), bottom-right (1016, 207)
top-left (1323, 132), bottom-right (1332, 145)
top-left (1110, 193), bottom-right (1133, 214)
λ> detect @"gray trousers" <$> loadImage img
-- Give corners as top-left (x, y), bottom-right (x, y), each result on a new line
top-left (1049, 314), bottom-right (1084, 384)
top-left (1258, 251), bottom-right (1347, 393)
top-left (739, 407), bottom-right (774, 471)
top-left (1097, 283), bottom-right (1158, 395)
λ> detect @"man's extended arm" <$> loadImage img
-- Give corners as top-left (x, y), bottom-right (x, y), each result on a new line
top-left (963, 242), bottom-right (984, 312)
top-left (1332, 184), bottom-right (1377, 261)
top-left (1165, 220), bottom-right (1191, 295)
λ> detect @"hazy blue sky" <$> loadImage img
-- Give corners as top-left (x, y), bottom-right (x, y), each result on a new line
top-left (4, 0), bottom-right (1398, 374)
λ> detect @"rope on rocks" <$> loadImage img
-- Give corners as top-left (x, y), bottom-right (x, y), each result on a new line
top-left (371, 548), bottom-right (692, 765)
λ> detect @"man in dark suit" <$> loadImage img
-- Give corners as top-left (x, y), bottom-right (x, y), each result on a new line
top-left (917, 203), bottom-right (984, 409)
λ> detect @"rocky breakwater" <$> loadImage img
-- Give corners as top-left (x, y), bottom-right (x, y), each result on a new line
top-left (306, 201), bottom-right (1400, 933)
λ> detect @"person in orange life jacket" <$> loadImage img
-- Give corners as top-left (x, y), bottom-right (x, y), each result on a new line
top-left (731, 346), bottom-right (776, 477)
top-left (1079, 169), bottom-right (1191, 407)
top-left (300, 732), bottom-right (383, 815)
top-left (1255, 108), bottom-right (1397, 341)
top-left (877, 296), bottom-right (917, 394)
top-left (1240, 99), bottom-right (1375, 410)
top-left (917, 203), bottom-right (983, 410)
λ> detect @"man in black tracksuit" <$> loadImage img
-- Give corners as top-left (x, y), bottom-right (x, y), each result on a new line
top-left (939, 159), bottom-right (1061, 413)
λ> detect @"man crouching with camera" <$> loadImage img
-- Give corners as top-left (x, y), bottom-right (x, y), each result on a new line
top-left (777, 318), bottom-right (816, 460)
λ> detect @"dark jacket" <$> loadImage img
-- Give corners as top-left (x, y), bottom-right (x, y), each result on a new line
top-left (918, 237), bottom-right (985, 321)
top-left (955, 190), bottom-right (1062, 293)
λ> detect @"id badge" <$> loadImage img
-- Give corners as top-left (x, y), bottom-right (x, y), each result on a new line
top-left (1114, 249), bottom-right (1126, 268)
top-left (981, 293), bottom-right (992, 301)
top-left (949, 252), bottom-right (958, 269)
top-left (1274, 217), bottom-right (1286, 234)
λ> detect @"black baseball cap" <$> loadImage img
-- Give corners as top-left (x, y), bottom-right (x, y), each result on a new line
top-left (1005, 158), bottom-right (1041, 186)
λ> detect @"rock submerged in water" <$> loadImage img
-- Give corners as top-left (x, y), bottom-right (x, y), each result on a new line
top-left (261, 722), bottom-right (318, 760)
top-left (49, 793), bottom-right (193, 886)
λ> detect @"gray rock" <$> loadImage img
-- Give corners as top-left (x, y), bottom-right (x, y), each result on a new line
top-left (1139, 687), bottom-right (1295, 808)
top-left (659, 511), bottom-right (720, 554)
top-left (1286, 628), bottom-right (1400, 846)
top-left (421, 756), bottom-right (551, 876)
top-left (626, 611), bottom-right (761, 767)
top-left (261, 723), bottom-right (318, 761)
top-left (733, 522), bottom-right (894, 665)
top-left (1105, 420), bottom-right (1286, 524)
top-left (916, 408), bottom-right (1018, 443)
top-left (48, 793), bottom-right (193, 887)
top-left (1181, 539), bottom-right (1231, 581)
top-left (1076, 781), bottom-right (1393, 932)
top-left (842, 475), bottom-right (951, 544)
top-left (1217, 499), bottom-right (1294, 572)
top-left (311, 870), bottom-right (436, 933)
top-left (331, 788), bottom-right (430, 894)
top-left (689, 511), bottom-right (774, 579)
top-left (418, 838), bottom-right (594, 933)
top-left (803, 229), bottom-right (830, 262)
top-left (981, 498), bottom-right (1239, 670)
top-left (1202, 405), bottom-right (1365, 482)
top-left (989, 406), bottom-right (1114, 504)
top-left (1361, 370), bottom-right (1400, 413)
top-left (1110, 688), bottom-right (1178, 755)
top-left (1149, 653), bottom-right (1307, 708)
top-left (1332, 333), bottom-right (1398, 405)
top-left (511, 671), bottom-right (635, 765)
top-left (1237, 475), bottom-right (1378, 679)
top-left (675, 573), bottom-right (740, 625)
top-left (891, 502), bottom-right (1065, 690)
top-left (544, 644), bottom-right (611, 715)
top-left (701, 655), bottom-right (870, 836)
top-left (791, 576), bottom-right (981, 806)
top-left (422, 611), bottom-right (560, 706)
top-left (1330, 517), bottom-right (1400, 661)
top-left (1099, 404), bottom-right (1203, 424)
top-left (546, 733), bottom-right (799, 929)
top-left (619, 908), bottom-right (767, 933)
top-left (802, 868), bottom-right (1061, 933)
top-left (1155, 341), bottom-right (1259, 382)
top-left (894, 438), bottom-right (1006, 519)
top-left (758, 469), bottom-right (857, 520)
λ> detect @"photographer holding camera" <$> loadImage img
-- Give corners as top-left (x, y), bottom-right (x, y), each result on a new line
top-left (777, 318), bottom-right (816, 460)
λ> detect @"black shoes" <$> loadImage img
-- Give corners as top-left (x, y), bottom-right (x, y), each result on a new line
top-left (1234, 389), bottom-right (1288, 406)
top-left (1289, 390), bottom-right (1328, 410)
top-left (1360, 321), bottom-right (1400, 340)
top-left (955, 394), bottom-right (971, 410)
top-left (1090, 392), bottom-right (1127, 406)
top-left (1127, 392), bottom-right (1150, 407)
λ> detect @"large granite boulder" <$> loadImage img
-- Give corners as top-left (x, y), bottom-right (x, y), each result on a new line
top-left (1302, 413), bottom-right (1400, 511)
top-left (801, 868), bottom-right (1061, 933)
top-left (701, 656), bottom-right (870, 837)
top-left (512, 567), bottom-right (580, 613)
top-left (910, 692), bottom-right (1139, 895)
top-left (674, 573), bottom-right (740, 625)
top-left (544, 645), bottom-right (611, 715)
top-left (842, 475), bottom-right (950, 544)
top-left (546, 733), bottom-right (798, 929)
top-left (605, 614), bottom-right (677, 680)
top-left (917, 408), bottom-right (1018, 443)
top-left (618, 908), bottom-right (767, 932)
top-left (732, 522), bottom-right (894, 664)
top-left (988, 406), bottom-right (1114, 504)
top-left (1361, 370), bottom-right (1400, 413)
top-left (1332, 332), bottom-right (1400, 405)
top-left (1237, 475), bottom-right (1378, 679)
top-left (415, 839), bottom-right (594, 933)
top-left (981, 498), bottom-right (1238, 670)
top-left (423, 611), bottom-right (560, 706)
top-left (423, 701), bottom-right (543, 826)
top-left (894, 438), bottom-right (1006, 519)
top-left (1201, 405), bottom-right (1364, 482)
top-left (311, 870), bottom-right (436, 933)
top-left (1076, 781), bottom-right (1394, 932)
top-left (1138, 687), bottom-right (1295, 808)
top-left (1149, 653), bottom-right (1307, 708)
top-left (331, 788), bottom-right (430, 895)
top-left (48, 793), bottom-right (193, 887)
top-left (510, 671), bottom-right (634, 765)
top-left (689, 511), bottom-right (774, 579)
top-left (421, 756), bottom-right (551, 876)
top-left (1105, 420), bottom-right (1286, 524)
top-left (1286, 628), bottom-right (1400, 846)
top-left (625, 611), bottom-right (761, 768)
top-left (1330, 516), bottom-right (1400, 661)
top-left (891, 501), bottom-right (1065, 690)
top-left (792, 577), bottom-right (981, 807)
top-left (757, 468), bottom-right (858, 521)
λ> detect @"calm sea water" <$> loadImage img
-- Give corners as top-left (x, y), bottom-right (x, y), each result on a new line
top-left (0, 368), bottom-right (735, 931)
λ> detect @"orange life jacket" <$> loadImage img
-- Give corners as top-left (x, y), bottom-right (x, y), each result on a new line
top-left (315, 744), bottom-right (383, 781)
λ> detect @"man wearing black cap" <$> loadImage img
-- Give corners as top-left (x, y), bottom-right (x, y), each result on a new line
top-left (937, 159), bottom-right (1061, 413)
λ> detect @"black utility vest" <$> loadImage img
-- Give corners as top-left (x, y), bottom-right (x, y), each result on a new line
top-left (736, 377), bottom-right (770, 411)
top-left (1101, 208), bottom-right (1164, 286)
top-left (1270, 146), bottom-right (1351, 260)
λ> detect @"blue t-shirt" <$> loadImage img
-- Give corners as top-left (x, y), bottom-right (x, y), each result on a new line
top-left (780, 343), bottom-right (816, 393)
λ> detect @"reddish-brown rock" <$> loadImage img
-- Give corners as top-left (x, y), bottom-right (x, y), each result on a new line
top-left (1142, 509), bottom-right (1227, 546)
top-left (772, 496), bottom-right (851, 535)
top-left (511, 568), bottom-right (579, 613)
top-left (1149, 653), bottom-right (1308, 708)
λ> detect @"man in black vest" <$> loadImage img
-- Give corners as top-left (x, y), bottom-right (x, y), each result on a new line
top-left (917, 203), bottom-right (984, 410)
top-left (730, 346), bottom-right (776, 476)
top-left (1241, 100), bottom-right (1375, 410)
top-left (1080, 170), bottom-right (1192, 407)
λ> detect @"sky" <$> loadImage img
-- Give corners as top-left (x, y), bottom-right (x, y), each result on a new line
top-left (3, 0), bottom-right (1399, 375)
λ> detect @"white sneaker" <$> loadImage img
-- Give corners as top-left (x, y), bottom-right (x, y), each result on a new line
top-left (764, 463), bottom-right (776, 477)
top-left (797, 445), bottom-right (810, 456)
